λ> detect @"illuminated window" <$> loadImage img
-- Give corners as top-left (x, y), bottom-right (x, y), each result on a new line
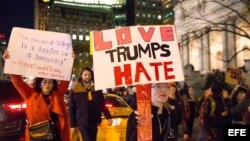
top-left (79, 35), bottom-right (83, 40)
top-left (157, 15), bottom-right (162, 20)
top-left (72, 34), bottom-right (77, 40)
top-left (85, 35), bottom-right (90, 41)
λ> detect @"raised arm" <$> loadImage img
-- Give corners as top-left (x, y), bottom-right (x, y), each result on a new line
top-left (3, 50), bottom-right (33, 99)
top-left (10, 74), bottom-right (34, 99)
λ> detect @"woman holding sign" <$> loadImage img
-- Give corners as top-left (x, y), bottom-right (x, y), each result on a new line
top-left (2, 50), bottom-right (74, 141)
top-left (126, 83), bottom-right (177, 141)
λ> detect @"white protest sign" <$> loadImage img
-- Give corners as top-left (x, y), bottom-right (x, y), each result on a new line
top-left (91, 25), bottom-right (184, 90)
top-left (4, 27), bottom-right (74, 81)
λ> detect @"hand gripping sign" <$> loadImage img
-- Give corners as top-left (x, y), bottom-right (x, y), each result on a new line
top-left (90, 25), bottom-right (184, 141)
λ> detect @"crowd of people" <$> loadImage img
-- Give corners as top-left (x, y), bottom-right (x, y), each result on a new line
top-left (2, 50), bottom-right (250, 141)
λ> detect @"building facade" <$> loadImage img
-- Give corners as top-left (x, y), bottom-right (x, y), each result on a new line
top-left (174, 0), bottom-right (250, 73)
top-left (127, 0), bottom-right (163, 25)
top-left (45, 0), bottom-right (115, 69)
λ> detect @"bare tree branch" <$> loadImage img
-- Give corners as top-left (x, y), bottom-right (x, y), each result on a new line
top-left (220, 47), bottom-right (250, 63)
top-left (180, 0), bottom-right (250, 63)
top-left (206, 0), bottom-right (250, 25)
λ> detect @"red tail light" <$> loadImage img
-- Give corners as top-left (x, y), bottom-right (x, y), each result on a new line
top-left (105, 103), bottom-right (113, 108)
top-left (19, 137), bottom-right (25, 141)
top-left (4, 102), bottom-right (26, 112)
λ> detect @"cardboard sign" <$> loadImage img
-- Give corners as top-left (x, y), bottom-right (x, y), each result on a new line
top-left (4, 27), bottom-right (74, 81)
top-left (226, 68), bottom-right (250, 88)
top-left (90, 25), bottom-right (184, 90)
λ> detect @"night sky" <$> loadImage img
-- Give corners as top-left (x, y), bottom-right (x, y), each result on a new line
top-left (0, 0), bottom-right (34, 43)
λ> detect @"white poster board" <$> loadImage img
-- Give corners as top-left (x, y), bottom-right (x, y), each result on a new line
top-left (91, 25), bottom-right (184, 90)
top-left (4, 27), bottom-right (74, 81)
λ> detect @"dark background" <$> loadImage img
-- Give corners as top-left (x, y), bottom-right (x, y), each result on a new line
top-left (0, 0), bottom-right (34, 43)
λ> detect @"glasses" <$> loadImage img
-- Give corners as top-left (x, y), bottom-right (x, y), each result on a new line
top-left (151, 84), bottom-right (170, 90)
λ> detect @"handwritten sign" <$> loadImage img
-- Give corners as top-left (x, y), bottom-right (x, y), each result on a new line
top-left (226, 68), bottom-right (250, 88)
top-left (4, 27), bottom-right (74, 81)
top-left (90, 25), bottom-right (184, 90)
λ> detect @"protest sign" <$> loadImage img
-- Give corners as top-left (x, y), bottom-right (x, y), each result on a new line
top-left (4, 27), bottom-right (74, 81)
top-left (226, 68), bottom-right (250, 88)
top-left (91, 25), bottom-right (184, 141)
top-left (90, 25), bottom-right (184, 90)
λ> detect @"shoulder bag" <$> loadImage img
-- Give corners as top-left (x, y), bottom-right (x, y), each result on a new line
top-left (28, 120), bottom-right (57, 141)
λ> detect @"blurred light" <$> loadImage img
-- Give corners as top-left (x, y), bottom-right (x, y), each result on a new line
top-left (157, 15), bottom-right (162, 20)
top-left (0, 33), bottom-right (5, 39)
top-left (79, 35), bottom-right (83, 40)
top-left (72, 34), bottom-right (77, 40)
top-left (43, 0), bottom-right (50, 2)
top-left (85, 35), bottom-right (90, 41)
top-left (4, 102), bottom-right (26, 112)
top-left (105, 104), bottom-right (113, 107)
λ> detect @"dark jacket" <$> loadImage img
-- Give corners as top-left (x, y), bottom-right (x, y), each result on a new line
top-left (229, 98), bottom-right (250, 124)
top-left (69, 82), bottom-right (111, 127)
top-left (126, 106), bottom-right (177, 141)
top-left (201, 96), bottom-right (226, 141)
top-left (126, 93), bottom-right (137, 110)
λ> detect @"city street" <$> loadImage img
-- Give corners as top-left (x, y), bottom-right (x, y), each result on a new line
top-left (177, 118), bottom-right (202, 141)
top-left (0, 0), bottom-right (249, 140)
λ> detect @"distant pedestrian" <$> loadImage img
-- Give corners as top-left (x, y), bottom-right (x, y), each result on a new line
top-left (126, 86), bottom-right (137, 110)
top-left (199, 82), bottom-right (227, 141)
top-left (181, 86), bottom-right (196, 141)
top-left (165, 82), bottom-right (184, 139)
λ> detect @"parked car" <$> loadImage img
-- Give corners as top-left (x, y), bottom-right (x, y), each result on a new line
top-left (71, 93), bottom-right (133, 141)
top-left (0, 80), bottom-right (26, 141)
top-left (97, 93), bottom-right (133, 141)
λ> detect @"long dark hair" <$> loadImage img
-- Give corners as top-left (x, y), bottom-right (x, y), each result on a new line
top-left (77, 67), bottom-right (94, 83)
top-left (33, 77), bottom-right (58, 93)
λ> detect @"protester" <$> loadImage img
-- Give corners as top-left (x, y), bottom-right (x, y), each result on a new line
top-left (181, 86), bottom-right (197, 141)
top-left (126, 83), bottom-right (177, 141)
top-left (165, 82), bottom-right (184, 140)
top-left (222, 88), bottom-right (250, 125)
top-left (69, 67), bottom-right (112, 141)
top-left (2, 50), bottom-right (73, 141)
top-left (199, 82), bottom-right (227, 141)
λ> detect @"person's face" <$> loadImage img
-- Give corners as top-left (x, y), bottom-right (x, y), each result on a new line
top-left (237, 91), bottom-right (246, 102)
top-left (41, 79), bottom-right (54, 95)
top-left (81, 70), bottom-right (92, 83)
top-left (169, 85), bottom-right (176, 98)
top-left (222, 90), bottom-right (229, 99)
top-left (205, 88), bottom-right (212, 97)
top-left (151, 83), bottom-right (170, 104)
